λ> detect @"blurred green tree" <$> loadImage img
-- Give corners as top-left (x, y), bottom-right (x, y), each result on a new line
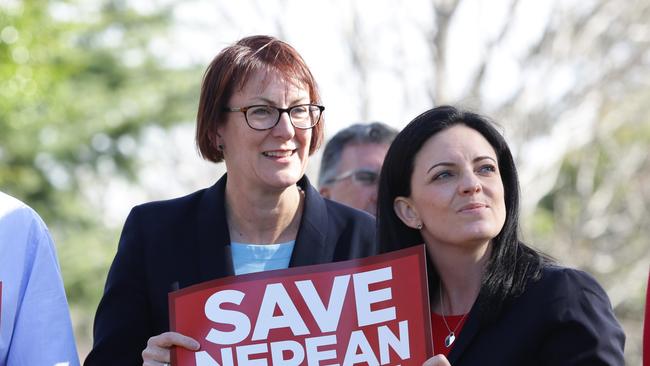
top-left (1, 0), bottom-right (200, 353)
top-left (526, 90), bottom-right (650, 363)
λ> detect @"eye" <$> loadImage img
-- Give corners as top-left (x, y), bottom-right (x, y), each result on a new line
top-left (290, 105), bottom-right (309, 118)
top-left (354, 171), bottom-right (379, 185)
top-left (478, 164), bottom-right (497, 174)
top-left (432, 170), bottom-right (453, 181)
top-left (249, 106), bottom-right (273, 117)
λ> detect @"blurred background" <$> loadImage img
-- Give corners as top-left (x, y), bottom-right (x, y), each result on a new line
top-left (1, 0), bottom-right (648, 363)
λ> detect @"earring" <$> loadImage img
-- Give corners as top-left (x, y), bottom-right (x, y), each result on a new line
top-left (416, 223), bottom-right (423, 230)
top-left (217, 144), bottom-right (224, 151)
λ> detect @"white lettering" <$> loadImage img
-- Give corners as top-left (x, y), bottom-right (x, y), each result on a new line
top-left (195, 351), bottom-right (219, 366)
top-left (236, 343), bottom-right (268, 366)
top-left (295, 275), bottom-right (350, 333)
top-left (306, 334), bottom-right (339, 366)
top-left (205, 290), bottom-right (251, 345)
top-left (221, 347), bottom-right (234, 366)
top-left (270, 340), bottom-right (305, 366)
top-left (252, 283), bottom-right (309, 341)
top-left (378, 320), bottom-right (410, 364)
top-left (194, 345), bottom-right (235, 366)
top-left (343, 330), bottom-right (379, 366)
top-left (353, 267), bottom-right (395, 326)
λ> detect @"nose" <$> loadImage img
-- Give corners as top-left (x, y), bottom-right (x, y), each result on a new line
top-left (272, 110), bottom-right (296, 139)
top-left (459, 173), bottom-right (481, 195)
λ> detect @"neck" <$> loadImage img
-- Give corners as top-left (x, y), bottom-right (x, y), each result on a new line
top-left (428, 241), bottom-right (491, 315)
top-left (225, 179), bottom-right (304, 244)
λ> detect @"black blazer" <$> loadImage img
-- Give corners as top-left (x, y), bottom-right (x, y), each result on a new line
top-left (84, 175), bottom-right (378, 365)
top-left (447, 265), bottom-right (625, 365)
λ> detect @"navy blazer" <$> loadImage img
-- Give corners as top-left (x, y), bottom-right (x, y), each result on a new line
top-left (446, 265), bottom-right (625, 365)
top-left (84, 175), bottom-right (378, 365)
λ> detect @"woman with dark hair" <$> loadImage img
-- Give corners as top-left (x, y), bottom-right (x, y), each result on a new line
top-left (84, 35), bottom-right (377, 365)
top-left (377, 106), bottom-right (625, 365)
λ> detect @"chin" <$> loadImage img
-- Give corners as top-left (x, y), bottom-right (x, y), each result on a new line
top-left (266, 172), bottom-right (303, 188)
top-left (460, 227), bottom-right (499, 242)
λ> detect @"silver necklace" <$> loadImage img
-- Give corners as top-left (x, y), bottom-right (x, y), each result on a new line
top-left (439, 285), bottom-right (469, 348)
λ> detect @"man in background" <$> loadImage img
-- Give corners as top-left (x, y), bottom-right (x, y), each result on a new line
top-left (0, 191), bottom-right (79, 365)
top-left (318, 122), bottom-right (398, 216)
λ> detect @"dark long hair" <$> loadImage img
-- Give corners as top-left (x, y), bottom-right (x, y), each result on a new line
top-left (377, 105), bottom-right (550, 322)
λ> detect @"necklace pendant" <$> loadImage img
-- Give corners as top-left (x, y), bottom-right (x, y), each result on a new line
top-left (444, 332), bottom-right (456, 348)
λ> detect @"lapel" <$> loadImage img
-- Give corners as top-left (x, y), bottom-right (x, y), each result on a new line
top-left (197, 174), bottom-right (233, 282)
top-left (447, 297), bottom-right (483, 364)
top-left (289, 175), bottom-right (331, 267)
top-left (195, 174), bottom-right (331, 279)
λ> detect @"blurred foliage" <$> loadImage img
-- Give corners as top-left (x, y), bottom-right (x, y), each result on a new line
top-left (525, 90), bottom-right (650, 363)
top-left (1, 0), bottom-right (200, 353)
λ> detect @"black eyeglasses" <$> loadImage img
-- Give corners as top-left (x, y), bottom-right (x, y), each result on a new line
top-left (325, 169), bottom-right (380, 186)
top-left (224, 104), bottom-right (325, 131)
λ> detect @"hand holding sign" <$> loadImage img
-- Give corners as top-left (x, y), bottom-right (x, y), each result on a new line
top-left (422, 355), bottom-right (452, 366)
top-left (142, 331), bottom-right (200, 365)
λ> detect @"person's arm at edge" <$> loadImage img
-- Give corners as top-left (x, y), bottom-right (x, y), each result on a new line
top-left (8, 209), bottom-right (80, 365)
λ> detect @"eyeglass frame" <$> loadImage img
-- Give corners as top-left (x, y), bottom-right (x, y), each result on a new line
top-left (323, 168), bottom-right (381, 186)
top-left (224, 104), bottom-right (325, 131)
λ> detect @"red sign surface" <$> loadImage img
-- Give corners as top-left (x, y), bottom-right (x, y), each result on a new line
top-left (169, 245), bottom-right (432, 366)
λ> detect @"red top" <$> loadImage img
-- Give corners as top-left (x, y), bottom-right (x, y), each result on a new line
top-left (431, 312), bottom-right (469, 357)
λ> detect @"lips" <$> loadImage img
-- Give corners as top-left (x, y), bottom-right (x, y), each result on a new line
top-left (262, 149), bottom-right (295, 158)
top-left (458, 202), bottom-right (487, 212)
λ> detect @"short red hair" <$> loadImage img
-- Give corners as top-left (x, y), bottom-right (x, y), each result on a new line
top-left (196, 35), bottom-right (324, 162)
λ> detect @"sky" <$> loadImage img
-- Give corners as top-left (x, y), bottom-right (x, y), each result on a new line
top-left (159, 0), bottom-right (555, 130)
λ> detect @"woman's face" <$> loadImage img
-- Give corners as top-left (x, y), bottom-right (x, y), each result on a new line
top-left (218, 70), bottom-right (312, 191)
top-left (394, 124), bottom-right (506, 250)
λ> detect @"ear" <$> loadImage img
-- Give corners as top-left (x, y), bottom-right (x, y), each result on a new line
top-left (319, 186), bottom-right (331, 199)
top-left (208, 131), bottom-right (222, 149)
top-left (393, 196), bottom-right (421, 229)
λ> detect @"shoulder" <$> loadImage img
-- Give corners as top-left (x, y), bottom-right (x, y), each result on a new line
top-left (323, 198), bottom-right (377, 255)
top-left (318, 195), bottom-right (377, 244)
top-left (0, 192), bottom-right (58, 272)
top-left (0, 191), bottom-right (39, 223)
top-left (0, 191), bottom-right (50, 241)
top-left (534, 265), bottom-right (610, 304)
top-left (301, 176), bottom-right (375, 233)
top-left (517, 264), bottom-right (618, 326)
top-left (510, 266), bottom-right (626, 364)
top-left (300, 181), bottom-right (377, 258)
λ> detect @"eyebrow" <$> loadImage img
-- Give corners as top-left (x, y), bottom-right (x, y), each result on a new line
top-left (252, 97), bottom-right (309, 106)
top-left (426, 156), bottom-right (498, 174)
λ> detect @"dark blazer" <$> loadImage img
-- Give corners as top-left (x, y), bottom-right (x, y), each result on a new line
top-left (84, 175), bottom-right (378, 365)
top-left (447, 265), bottom-right (625, 365)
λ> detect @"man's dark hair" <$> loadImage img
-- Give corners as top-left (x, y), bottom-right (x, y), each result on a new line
top-left (318, 122), bottom-right (398, 187)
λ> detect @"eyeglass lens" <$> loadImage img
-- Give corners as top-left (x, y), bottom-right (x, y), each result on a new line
top-left (246, 105), bottom-right (321, 130)
top-left (352, 171), bottom-right (379, 185)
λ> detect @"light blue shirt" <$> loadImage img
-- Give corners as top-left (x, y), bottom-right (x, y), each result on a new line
top-left (231, 241), bottom-right (295, 275)
top-left (0, 191), bottom-right (79, 366)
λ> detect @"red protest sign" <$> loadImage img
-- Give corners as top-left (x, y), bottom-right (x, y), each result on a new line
top-left (169, 245), bottom-right (432, 366)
